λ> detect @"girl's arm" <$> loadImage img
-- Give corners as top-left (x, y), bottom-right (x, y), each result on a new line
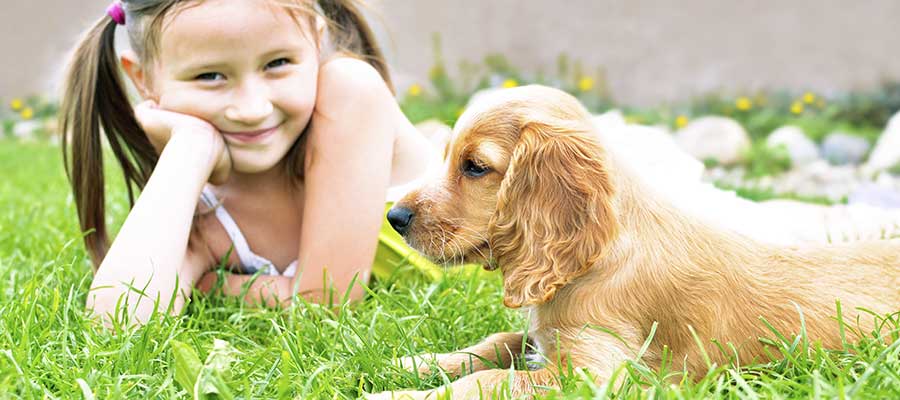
top-left (87, 107), bottom-right (226, 325)
top-left (195, 273), bottom-right (292, 308)
top-left (291, 58), bottom-right (397, 302)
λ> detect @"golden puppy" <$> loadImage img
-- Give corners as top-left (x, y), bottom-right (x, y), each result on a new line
top-left (372, 85), bottom-right (900, 399)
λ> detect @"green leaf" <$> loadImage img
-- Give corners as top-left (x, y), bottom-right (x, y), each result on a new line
top-left (204, 339), bottom-right (238, 382)
top-left (171, 340), bottom-right (203, 398)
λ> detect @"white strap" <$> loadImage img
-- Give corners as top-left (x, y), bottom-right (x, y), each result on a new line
top-left (200, 187), bottom-right (281, 275)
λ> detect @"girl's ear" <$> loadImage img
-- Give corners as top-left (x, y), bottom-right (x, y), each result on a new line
top-left (120, 50), bottom-right (153, 100)
top-left (315, 15), bottom-right (327, 50)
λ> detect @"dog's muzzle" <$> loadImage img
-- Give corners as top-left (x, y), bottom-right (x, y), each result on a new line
top-left (386, 206), bottom-right (415, 236)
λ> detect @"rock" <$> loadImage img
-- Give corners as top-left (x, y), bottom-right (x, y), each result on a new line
top-left (593, 111), bottom-right (704, 184)
top-left (821, 132), bottom-right (871, 165)
top-left (766, 126), bottom-right (819, 166)
top-left (415, 119), bottom-right (452, 158)
top-left (591, 109), bottom-right (626, 129)
top-left (849, 183), bottom-right (900, 209)
top-left (865, 110), bottom-right (900, 173)
top-left (465, 88), bottom-right (503, 110)
top-left (12, 120), bottom-right (41, 140)
top-left (674, 116), bottom-right (750, 165)
top-left (747, 160), bottom-right (861, 201)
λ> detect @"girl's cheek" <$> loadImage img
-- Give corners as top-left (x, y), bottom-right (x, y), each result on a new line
top-left (158, 89), bottom-right (224, 118)
top-left (278, 80), bottom-right (317, 114)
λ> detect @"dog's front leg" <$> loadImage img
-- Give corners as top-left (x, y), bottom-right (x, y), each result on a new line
top-left (370, 337), bottom-right (633, 399)
top-left (398, 332), bottom-right (525, 378)
top-left (366, 367), bottom-right (556, 400)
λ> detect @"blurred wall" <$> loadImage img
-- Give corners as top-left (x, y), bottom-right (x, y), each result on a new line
top-left (3, 0), bottom-right (900, 106)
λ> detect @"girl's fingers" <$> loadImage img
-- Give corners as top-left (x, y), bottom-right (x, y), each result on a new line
top-left (133, 102), bottom-right (231, 183)
top-left (133, 101), bottom-right (175, 150)
top-left (209, 147), bottom-right (232, 185)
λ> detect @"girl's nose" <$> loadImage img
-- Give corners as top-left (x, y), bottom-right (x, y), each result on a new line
top-left (225, 86), bottom-right (274, 125)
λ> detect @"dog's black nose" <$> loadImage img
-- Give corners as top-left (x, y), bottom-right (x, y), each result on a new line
top-left (386, 206), bottom-right (415, 236)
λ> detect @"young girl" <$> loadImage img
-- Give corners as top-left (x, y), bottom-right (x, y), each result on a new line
top-left (60, 0), bottom-right (442, 325)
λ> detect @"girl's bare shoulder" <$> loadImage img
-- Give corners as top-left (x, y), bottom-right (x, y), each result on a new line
top-left (315, 57), bottom-right (393, 116)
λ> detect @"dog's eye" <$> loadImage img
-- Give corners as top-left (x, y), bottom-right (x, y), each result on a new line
top-left (462, 159), bottom-right (490, 177)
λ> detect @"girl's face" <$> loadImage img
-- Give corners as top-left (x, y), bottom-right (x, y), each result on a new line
top-left (146, 0), bottom-right (321, 175)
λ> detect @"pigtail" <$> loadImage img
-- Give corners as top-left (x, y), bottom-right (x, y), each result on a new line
top-left (60, 16), bottom-right (157, 268)
top-left (317, 0), bottom-right (394, 92)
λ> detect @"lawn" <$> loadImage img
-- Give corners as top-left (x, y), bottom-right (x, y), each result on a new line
top-left (1, 140), bottom-right (900, 399)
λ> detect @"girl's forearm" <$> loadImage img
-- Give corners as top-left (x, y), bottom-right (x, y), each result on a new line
top-left (196, 271), bottom-right (360, 308)
top-left (196, 272), bottom-right (294, 308)
top-left (87, 133), bottom-right (215, 323)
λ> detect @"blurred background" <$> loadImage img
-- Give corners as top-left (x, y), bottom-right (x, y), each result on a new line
top-left (4, 1), bottom-right (900, 104)
top-left (3, 0), bottom-right (900, 205)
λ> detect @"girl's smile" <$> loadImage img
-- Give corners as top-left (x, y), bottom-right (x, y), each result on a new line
top-left (221, 124), bottom-right (283, 145)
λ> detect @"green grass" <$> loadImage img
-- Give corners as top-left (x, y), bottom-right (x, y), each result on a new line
top-left (2, 139), bottom-right (900, 399)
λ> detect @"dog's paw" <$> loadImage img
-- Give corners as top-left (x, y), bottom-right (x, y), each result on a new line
top-left (397, 355), bottom-right (439, 377)
top-left (364, 390), bottom-right (431, 400)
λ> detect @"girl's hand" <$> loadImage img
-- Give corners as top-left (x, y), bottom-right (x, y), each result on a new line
top-left (134, 101), bottom-right (232, 184)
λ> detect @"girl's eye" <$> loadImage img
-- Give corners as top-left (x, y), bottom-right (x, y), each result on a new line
top-left (265, 58), bottom-right (291, 69)
top-left (195, 72), bottom-right (225, 81)
top-left (462, 159), bottom-right (490, 177)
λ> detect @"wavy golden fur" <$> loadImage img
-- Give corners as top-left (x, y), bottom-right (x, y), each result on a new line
top-left (372, 85), bottom-right (900, 399)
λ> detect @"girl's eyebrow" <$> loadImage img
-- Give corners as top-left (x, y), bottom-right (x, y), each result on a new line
top-left (179, 62), bottom-right (228, 72)
top-left (172, 43), bottom-right (307, 73)
top-left (258, 45), bottom-right (306, 59)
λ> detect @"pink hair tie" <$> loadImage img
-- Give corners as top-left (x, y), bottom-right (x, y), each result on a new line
top-left (106, 2), bottom-right (126, 25)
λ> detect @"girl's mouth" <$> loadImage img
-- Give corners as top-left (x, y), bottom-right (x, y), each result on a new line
top-left (221, 125), bottom-right (280, 144)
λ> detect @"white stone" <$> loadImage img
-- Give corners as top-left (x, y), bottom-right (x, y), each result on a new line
top-left (414, 119), bottom-right (452, 158)
top-left (821, 132), bottom-right (871, 165)
top-left (766, 126), bottom-right (820, 166)
top-left (674, 116), bottom-right (750, 165)
top-left (12, 120), bottom-right (41, 140)
top-left (592, 110), bottom-right (705, 184)
top-left (592, 109), bottom-right (626, 128)
top-left (465, 88), bottom-right (502, 109)
top-left (865, 110), bottom-right (900, 172)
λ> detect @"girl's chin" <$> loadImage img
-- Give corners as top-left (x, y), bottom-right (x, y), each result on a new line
top-left (224, 136), bottom-right (300, 176)
top-left (230, 160), bottom-right (281, 175)
top-left (227, 151), bottom-right (283, 175)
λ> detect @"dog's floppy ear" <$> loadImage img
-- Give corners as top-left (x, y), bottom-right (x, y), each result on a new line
top-left (489, 120), bottom-right (617, 308)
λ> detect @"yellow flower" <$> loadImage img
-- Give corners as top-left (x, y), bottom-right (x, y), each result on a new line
top-left (802, 92), bottom-right (816, 104)
top-left (10, 98), bottom-right (24, 111)
top-left (735, 97), bottom-right (752, 111)
top-left (675, 115), bottom-right (689, 129)
top-left (407, 84), bottom-right (422, 97)
top-left (20, 107), bottom-right (34, 120)
top-left (502, 79), bottom-right (518, 88)
top-left (577, 77), bottom-right (595, 92)
top-left (790, 101), bottom-right (804, 115)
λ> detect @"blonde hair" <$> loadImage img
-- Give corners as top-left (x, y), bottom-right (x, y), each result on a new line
top-left (60, 0), bottom-right (393, 267)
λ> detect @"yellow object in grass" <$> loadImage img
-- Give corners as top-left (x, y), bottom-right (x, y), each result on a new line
top-left (577, 77), bottom-right (595, 92)
top-left (372, 204), bottom-right (442, 282)
top-left (803, 92), bottom-right (816, 104)
top-left (407, 84), bottom-right (422, 97)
